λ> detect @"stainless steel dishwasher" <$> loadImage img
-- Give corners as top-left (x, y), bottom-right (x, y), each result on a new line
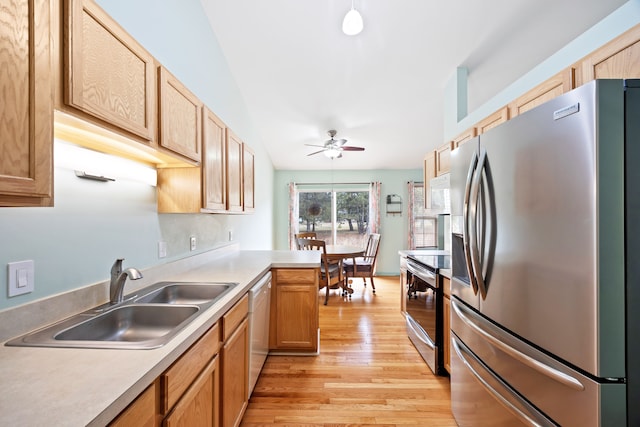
top-left (247, 272), bottom-right (271, 397)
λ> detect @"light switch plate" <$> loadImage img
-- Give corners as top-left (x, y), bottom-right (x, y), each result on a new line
top-left (8, 260), bottom-right (34, 297)
top-left (190, 236), bottom-right (196, 251)
top-left (158, 241), bottom-right (167, 258)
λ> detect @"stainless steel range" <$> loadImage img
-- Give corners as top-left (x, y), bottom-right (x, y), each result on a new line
top-left (405, 253), bottom-right (450, 376)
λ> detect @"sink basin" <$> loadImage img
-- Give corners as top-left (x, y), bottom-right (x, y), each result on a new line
top-left (135, 282), bottom-right (232, 306)
top-left (55, 304), bottom-right (199, 343)
top-left (6, 281), bottom-right (238, 350)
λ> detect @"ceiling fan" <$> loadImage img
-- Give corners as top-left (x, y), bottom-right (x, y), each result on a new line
top-left (305, 130), bottom-right (365, 158)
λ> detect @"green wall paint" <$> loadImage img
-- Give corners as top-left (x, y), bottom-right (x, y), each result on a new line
top-left (274, 169), bottom-right (423, 275)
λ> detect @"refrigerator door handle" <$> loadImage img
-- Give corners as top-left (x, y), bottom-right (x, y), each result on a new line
top-left (452, 335), bottom-right (556, 427)
top-left (469, 149), bottom-right (488, 299)
top-left (452, 299), bottom-right (585, 392)
top-left (462, 151), bottom-right (480, 295)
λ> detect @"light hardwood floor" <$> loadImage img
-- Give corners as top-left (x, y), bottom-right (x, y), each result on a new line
top-left (241, 276), bottom-right (457, 426)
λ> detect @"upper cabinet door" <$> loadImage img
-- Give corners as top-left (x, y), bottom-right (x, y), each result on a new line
top-left (435, 141), bottom-right (454, 176)
top-left (242, 144), bottom-right (255, 213)
top-left (581, 27), bottom-right (640, 83)
top-left (64, 0), bottom-right (156, 142)
top-left (202, 107), bottom-right (227, 211)
top-left (226, 129), bottom-right (243, 212)
top-left (0, 0), bottom-right (53, 206)
top-left (158, 66), bottom-right (203, 163)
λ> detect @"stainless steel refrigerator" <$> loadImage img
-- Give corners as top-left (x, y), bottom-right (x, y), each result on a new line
top-left (449, 79), bottom-right (639, 426)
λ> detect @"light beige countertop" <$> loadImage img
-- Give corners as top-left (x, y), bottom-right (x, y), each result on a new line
top-left (0, 247), bottom-right (319, 427)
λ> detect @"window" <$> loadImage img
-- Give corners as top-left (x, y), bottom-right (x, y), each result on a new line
top-left (410, 183), bottom-right (436, 248)
top-left (297, 186), bottom-right (370, 248)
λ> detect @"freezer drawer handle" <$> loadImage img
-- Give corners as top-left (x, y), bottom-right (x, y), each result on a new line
top-left (452, 336), bottom-right (556, 427)
top-left (452, 299), bottom-right (585, 392)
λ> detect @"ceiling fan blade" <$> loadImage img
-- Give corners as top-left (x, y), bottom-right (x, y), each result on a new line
top-left (335, 139), bottom-right (347, 147)
top-left (341, 146), bottom-right (365, 151)
top-left (307, 149), bottom-right (326, 156)
top-left (304, 143), bottom-right (326, 148)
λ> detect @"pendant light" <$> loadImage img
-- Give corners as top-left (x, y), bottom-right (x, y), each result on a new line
top-left (342, 0), bottom-right (363, 36)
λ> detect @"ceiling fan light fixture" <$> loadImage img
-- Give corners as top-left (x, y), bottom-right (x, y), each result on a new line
top-left (324, 147), bottom-right (343, 159)
top-left (342, 2), bottom-right (363, 36)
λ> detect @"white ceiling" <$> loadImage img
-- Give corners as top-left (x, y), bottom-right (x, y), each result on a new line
top-left (201, 0), bottom-right (627, 171)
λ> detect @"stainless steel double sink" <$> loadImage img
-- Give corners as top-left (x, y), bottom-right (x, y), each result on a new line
top-left (6, 282), bottom-right (237, 350)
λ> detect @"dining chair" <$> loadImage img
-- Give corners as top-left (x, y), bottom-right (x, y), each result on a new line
top-left (343, 233), bottom-right (381, 293)
top-left (296, 238), bottom-right (343, 305)
top-left (294, 232), bottom-right (317, 249)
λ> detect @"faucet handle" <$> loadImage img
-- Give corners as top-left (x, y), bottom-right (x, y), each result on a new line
top-left (111, 258), bottom-right (124, 278)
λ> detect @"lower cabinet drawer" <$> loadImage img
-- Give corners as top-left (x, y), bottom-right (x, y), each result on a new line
top-left (161, 322), bottom-right (220, 413)
top-left (109, 381), bottom-right (159, 427)
top-left (164, 355), bottom-right (220, 427)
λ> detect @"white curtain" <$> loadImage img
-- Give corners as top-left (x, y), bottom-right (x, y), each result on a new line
top-left (288, 182), bottom-right (298, 250)
top-left (407, 181), bottom-right (417, 249)
top-left (369, 182), bottom-right (381, 234)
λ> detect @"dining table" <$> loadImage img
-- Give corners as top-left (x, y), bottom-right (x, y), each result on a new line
top-left (324, 244), bottom-right (365, 295)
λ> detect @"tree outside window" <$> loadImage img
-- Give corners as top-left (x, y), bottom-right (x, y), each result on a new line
top-left (297, 189), bottom-right (369, 247)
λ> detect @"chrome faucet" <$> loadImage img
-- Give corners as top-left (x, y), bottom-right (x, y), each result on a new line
top-left (110, 258), bottom-right (143, 305)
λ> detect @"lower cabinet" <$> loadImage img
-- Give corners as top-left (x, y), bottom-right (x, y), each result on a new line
top-left (400, 256), bottom-right (408, 314)
top-left (109, 381), bottom-right (159, 427)
top-left (107, 270), bottom-right (317, 426)
top-left (164, 356), bottom-right (220, 427)
top-left (269, 268), bottom-right (319, 353)
top-left (161, 322), bottom-right (221, 426)
top-left (442, 276), bottom-right (451, 374)
top-left (221, 295), bottom-right (249, 427)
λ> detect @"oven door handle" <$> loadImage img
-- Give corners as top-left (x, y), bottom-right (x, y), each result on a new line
top-left (407, 316), bottom-right (435, 350)
top-left (463, 151), bottom-right (479, 295)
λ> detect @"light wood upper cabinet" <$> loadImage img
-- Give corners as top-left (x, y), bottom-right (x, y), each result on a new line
top-left (435, 141), bottom-right (454, 176)
top-left (269, 269), bottom-right (319, 353)
top-left (423, 151), bottom-right (436, 209)
top-left (157, 115), bottom-right (257, 215)
top-left (0, 0), bottom-right (53, 207)
top-left (242, 144), bottom-right (255, 213)
top-left (581, 24), bottom-right (640, 84)
top-left (226, 129), bottom-right (243, 213)
top-left (476, 106), bottom-right (509, 135)
top-left (158, 66), bottom-right (203, 163)
top-left (203, 108), bottom-right (227, 212)
top-left (63, 0), bottom-right (156, 142)
top-left (509, 68), bottom-right (575, 118)
top-left (452, 128), bottom-right (477, 148)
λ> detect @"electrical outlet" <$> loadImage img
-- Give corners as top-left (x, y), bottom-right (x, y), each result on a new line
top-left (190, 236), bottom-right (197, 251)
top-left (158, 241), bottom-right (167, 258)
top-left (8, 260), bottom-right (35, 297)
top-left (228, 230), bottom-right (233, 241)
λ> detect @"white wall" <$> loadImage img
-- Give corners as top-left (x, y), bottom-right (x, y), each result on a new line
top-left (0, 0), bottom-right (273, 311)
top-left (444, 0), bottom-right (640, 140)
